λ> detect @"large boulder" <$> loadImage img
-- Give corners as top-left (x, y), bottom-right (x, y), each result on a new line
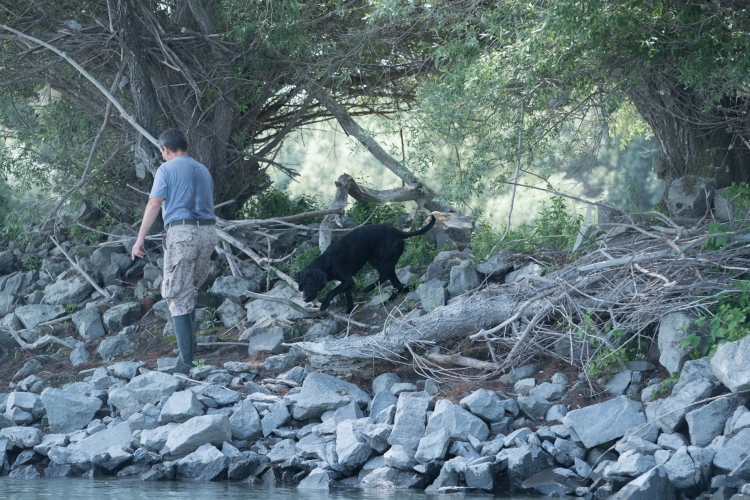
top-left (662, 446), bottom-right (714, 491)
top-left (215, 299), bottom-right (246, 328)
top-left (0, 426), bottom-right (43, 449)
top-left (102, 302), bottom-right (141, 333)
top-left (685, 394), bottom-right (745, 447)
top-left (646, 379), bottom-right (714, 433)
top-left (162, 414), bottom-right (232, 460)
top-left (71, 306), bottom-right (106, 340)
top-left (42, 268), bottom-right (94, 305)
top-left (336, 420), bottom-right (372, 469)
top-left (562, 396), bottom-right (648, 449)
top-left (159, 391), bottom-right (205, 425)
top-left (40, 388), bottom-right (101, 434)
top-left (609, 465), bottom-right (676, 500)
top-left (211, 276), bottom-right (256, 301)
top-left (711, 335), bottom-right (750, 393)
top-left (460, 388), bottom-right (505, 422)
top-left (414, 427), bottom-right (450, 463)
top-left (6, 392), bottom-right (45, 419)
top-left (497, 444), bottom-right (554, 491)
top-left (658, 312), bottom-right (708, 373)
top-left (425, 399), bottom-right (489, 441)
top-left (387, 392), bottom-right (432, 451)
top-left (14, 304), bottom-right (66, 329)
top-left (71, 422), bottom-right (132, 459)
top-left (97, 336), bottom-right (134, 362)
top-left (447, 261), bottom-right (479, 297)
top-left (291, 372), bottom-right (370, 420)
top-left (475, 254), bottom-right (514, 280)
top-left (425, 250), bottom-right (473, 281)
top-left (0, 291), bottom-right (15, 316)
top-left (665, 176), bottom-right (714, 218)
top-left (176, 443), bottom-right (229, 481)
top-left (125, 371), bottom-right (181, 406)
top-left (713, 428), bottom-right (750, 472)
top-left (240, 318), bottom-right (286, 356)
top-left (359, 466), bottom-right (430, 489)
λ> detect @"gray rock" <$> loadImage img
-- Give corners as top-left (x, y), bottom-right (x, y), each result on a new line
top-left (176, 443), bottom-right (228, 481)
top-left (108, 387), bottom-right (143, 419)
top-left (657, 432), bottom-right (689, 452)
top-left (97, 336), bottom-right (134, 361)
top-left (6, 392), bottom-right (44, 419)
top-left (245, 285), bottom-right (303, 325)
top-left (0, 291), bottom-right (15, 316)
top-left (465, 461), bottom-right (494, 491)
top-left (47, 446), bottom-right (89, 466)
top-left (223, 361), bottom-right (259, 375)
top-left (447, 260), bottom-right (479, 297)
top-left (70, 344), bottom-right (90, 366)
top-left (211, 276), bottom-right (255, 301)
top-left (92, 446), bottom-right (134, 473)
top-left (0, 413), bottom-right (14, 430)
top-left (266, 438), bottom-right (297, 463)
top-left (663, 446), bottom-right (714, 490)
top-left (140, 423), bottom-right (177, 451)
top-left (605, 370), bottom-right (633, 396)
top-left (71, 421), bottom-right (132, 459)
top-left (389, 382), bottom-right (417, 396)
top-left (336, 420), bottom-right (372, 469)
top-left (517, 395), bottom-right (553, 421)
top-left (425, 458), bottom-right (463, 492)
top-left (475, 254), bottom-right (513, 279)
top-left (387, 392), bottom-right (432, 450)
top-left (40, 388), bottom-right (101, 434)
top-left (425, 250), bottom-right (473, 281)
top-left (416, 279), bottom-right (446, 312)
top-left (298, 468), bottom-right (333, 489)
top-left (714, 428), bottom-right (750, 472)
top-left (162, 414), bottom-right (232, 460)
top-left (384, 444), bottom-right (417, 470)
top-left (159, 391), bottom-right (205, 425)
top-left (497, 444), bottom-right (554, 490)
top-left (514, 377), bottom-right (536, 395)
top-left (372, 373), bottom-right (402, 394)
top-left (33, 434), bottom-right (69, 456)
top-left (331, 400), bottom-right (363, 423)
top-left (0, 249), bottom-right (16, 274)
top-left (546, 404), bottom-right (568, 423)
top-left (504, 427), bottom-right (532, 447)
top-left (686, 395), bottom-right (745, 447)
top-left (426, 399), bottom-right (489, 441)
top-left (459, 388), bottom-right (505, 422)
top-left (125, 371), bottom-right (181, 406)
top-left (530, 382), bottom-right (566, 401)
top-left (102, 302), bottom-right (141, 333)
top-left (712, 335), bottom-right (750, 393)
top-left (647, 379), bottom-right (714, 433)
top-left (615, 436), bottom-right (662, 456)
top-left (414, 427), bottom-right (450, 463)
top-left (562, 396), bottom-right (648, 449)
top-left (291, 372), bottom-right (370, 420)
top-left (200, 385), bottom-right (241, 406)
top-left (360, 423), bottom-right (391, 453)
top-left (659, 313), bottom-right (708, 373)
top-left (107, 361), bottom-right (141, 380)
top-left (241, 318), bottom-right (286, 356)
top-left (665, 176), bottom-right (714, 218)
top-left (229, 399), bottom-right (262, 441)
top-left (609, 465), bottom-right (676, 500)
top-left (0, 426), bottom-right (43, 449)
top-left (215, 299), bottom-right (246, 328)
top-left (360, 466), bottom-right (430, 489)
top-left (128, 404), bottom-right (160, 431)
top-left (72, 307), bottom-right (105, 340)
top-left (504, 262), bottom-right (542, 283)
top-left (14, 304), bottom-right (66, 329)
top-left (672, 357), bottom-right (718, 394)
top-left (42, 269), bottom-right (94, 305)
top-left (261, 400), bottom-right (290, 437)
top-left (605, 450), bottom-right (656, 478)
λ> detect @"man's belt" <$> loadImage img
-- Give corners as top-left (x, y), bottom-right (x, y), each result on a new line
top-left (167, 219), bottom-right (216, 229)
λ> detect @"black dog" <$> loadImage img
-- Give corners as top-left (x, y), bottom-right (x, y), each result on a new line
top-left (298, 215), bottom-right (436, 313)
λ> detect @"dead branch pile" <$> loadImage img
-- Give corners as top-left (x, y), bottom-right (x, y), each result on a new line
top-left (291, 212), bottom-right (750, 378)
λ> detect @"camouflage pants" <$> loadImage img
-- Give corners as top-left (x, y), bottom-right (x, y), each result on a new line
top-left (161, 225), bottom-right (218, 316)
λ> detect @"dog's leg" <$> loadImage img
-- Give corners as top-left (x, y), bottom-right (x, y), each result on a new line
top-left (344, 289), bottom-right (354, 313)
top-left (386, 272), bottom-right (406, 302)
top-left (320, 277), bottom-right (355, 311)
top-left (362, 277), bottom-right (384, 293)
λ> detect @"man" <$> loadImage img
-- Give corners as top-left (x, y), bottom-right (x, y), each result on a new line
top-left (132, 129), bottom-right (217, 371)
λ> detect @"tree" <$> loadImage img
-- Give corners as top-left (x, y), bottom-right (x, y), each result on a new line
top-left (389, 0), bottom-right (750, 204)
top-left (0, 0), bottom-right (438, 222)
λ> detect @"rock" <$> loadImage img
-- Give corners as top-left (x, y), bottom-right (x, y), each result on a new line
top-left (663, 446), bottom-right (714, 491)
top-left (360, 423), bottom-right (391, 453)
top-left (497, 444), bottom-right (554, 491)
top-left (102, 302), bottom-right (141, 333)
top-left (108, 387), bottom-right (143, 419)
top-left (159, 390), bottom-right (205, 425)
top-left (714, 428), bottom-right (750, 472)
top-left (609, 465), bottom-right (676, 500)
top-left (712, 335), bottom-right (750, 393)
top-left (92, 446), bottom-right (133, 473)
top-left (605, 370), bottom-right (633, 396)
top-left (200, 385), bottom-right (241, 406)
top-left (426, 399), bottom-right (489, 441)
top-left (71, 422), bottom-right (132, 459)
top-left (291, 372), bottom-right (370, 420)
top-left (175, 443), bottom-right (228, 481)
top-left (69, 344), bottom-right (90, 366)
top-left (211, 276), bottom-right (255, 301)
top-left (266, 438), bottom-right (297, 463)
top-left (673, 357), bottom-right (718, 394)
top-left (605, 450), bottom-right (656, 477)
top-left (106, 361), bottom-right (140, 380)
top-left (659, 313), bottom-right (709, 373)
top-left (665, 176), bottom-right (714, 218)
top-left (6, 392), bottom-right (45, 419)
top-left (530, 382), bottom-right (566, 401)
top-left (388, 392), bottom-right (433, 450)
top-left (42, 269), bottom-right (94, 305)
top-left (686, 395), bottom-right (745, 447)
top-left (71, 307), bottom-right (106, 340)
top-left (465, 461), bottom-right (494, 491)
top-left (140, 423), bottom-right (177, 451)
top-left (0, 427), bottom-right (43, 449)
top-left (562, 396), bottom-right (648, 449)
top-left (517, 395), bottom-right (553, 421)
top-left (298, 468), bottom-right (333, 489)
top-left (459, 388), bottom-right (505, 422)
top-left (245, 285), bottom-right (303, 325)
top-left (0, 249), bottom-right (16, 274)
top-left (14, 304), bottom-right (66, 329)
top-left (425, 250), bottom-right (472, 281)
top-left (261, 400), bottom-right (290, 437)
top-left (40, 388), bottom-right (101, 434)
top-left (415, 279), bottom-right (446, 312)
top-left (128, 404), bottom-right (160, 431)
top-left (215, 299), bottom-right (246, 328)
top-left (384, 444), bottom-right (417, 470)
top-left (336, 420), bottom-right (372, 469)
top-left (475, 254), bottom-right (514, 280)
top-left (647, 379), bottom-right (714, 433)
top-left (125, 371), bottom-right (181, 406)
top-left (373, 373), bottom-right (402, 394)
top-left (499, 364), bottom-right (539, 386)
top-left (241, 318), bottom-right (286, 355)
top-left (369, 391), bottom-right (398, 420)
top-left (97, 336), bottom-right (134, 361)
top-left (162, 414), bottom-right (232, 460)
top-left (447, 260), bottom-right (479, 297)
top-left (414, 427), bottom-right (450, 463)
top-left (546, 404), bottom-right (568, 423)
top-left (229, 399), bottom-right (262, 441)
top-left (223, 361), bottom-right (259, 375)
top-left (389, 382), bottom-right (417, 395)
top-left (0, 292), bottom-right (15, 316)
top-left (514, 377), bottom-right (536, 395)
top-left (9, 464), bottom-right (40, 479)
top-left (360, 466), bottom-right (430, 489)
top-left (505, 263), bottom-right (542, 283)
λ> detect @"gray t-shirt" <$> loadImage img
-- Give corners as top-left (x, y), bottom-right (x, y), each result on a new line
top-left (150, 155), bottom-right (215, 226)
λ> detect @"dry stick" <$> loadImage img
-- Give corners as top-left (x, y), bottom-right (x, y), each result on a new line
top-left (424, 353), bottom-right (502, 371)
top-left (215, 228), bottom-right (297, 290)
top-left (221, 241), bottom-right (241, 278)
top-left (224, 208), bottom-right (345, 226)
top-left (577, 250), bottom-right (673, 272)
top-left (505, 307), bottom-right (547, 363)
top-left (633, 263), bottom-right (676, 287)
top-left (51, 237), bottom-right (112, 299)
top-left (0, 24), bottom-right (159, 147)
top-left (9, 333), bottom-right (70, 350)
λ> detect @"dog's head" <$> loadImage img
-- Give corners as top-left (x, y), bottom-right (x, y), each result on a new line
top-left (297, 267), bottom-right (328, 303)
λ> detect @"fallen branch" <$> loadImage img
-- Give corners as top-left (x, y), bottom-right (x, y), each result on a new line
top-left (216, 228), bottom-right (297, 290)
top-left (424, 353), bottom-right (502, 371)
top-left (10, 332), bottom-right (69, 350)
top-left (51, 237), bottom-right (112, 299)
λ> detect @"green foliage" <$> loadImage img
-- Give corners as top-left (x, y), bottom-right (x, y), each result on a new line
top-left (287, 245), bottom-right (321, 276)
top-left (22, 255), bottom-right (41, 271)
top-left (192, 359), bottom-right (206, 369)
top-left (704, 222), bottom-right (733, 251)
top-left (684, 281), bottom-right (750, 358)
top-left (346, 200), bottom-right (407, 226)
top-left (571, 312), bottom-right (645, 378)
top-left (722, 182), bottom-right (750, 223)
top-left (201, 308), bottom-right (221, 330)
top-left (237, 186), bottom-right (322, 221)
top-left (64, 304), bottom-right (77, 314)
top-left (400, 236), bottom-right (439, 269)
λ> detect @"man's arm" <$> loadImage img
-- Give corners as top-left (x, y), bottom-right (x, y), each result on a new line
top-left (131, 197), bottom-right (164, 260)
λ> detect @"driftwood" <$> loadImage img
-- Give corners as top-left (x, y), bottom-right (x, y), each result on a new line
top-left (51, 237), bottom-right (112, 300)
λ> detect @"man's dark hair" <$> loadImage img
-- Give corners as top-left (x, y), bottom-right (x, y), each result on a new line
top-left (158, 129), bottom-right (188, 152)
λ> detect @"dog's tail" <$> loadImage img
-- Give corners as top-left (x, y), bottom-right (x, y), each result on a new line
top-left (400, 214), bottom-right (436, 239)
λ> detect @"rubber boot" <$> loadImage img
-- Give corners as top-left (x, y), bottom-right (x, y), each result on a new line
top-left (172, 314), bottom-right (194, 368)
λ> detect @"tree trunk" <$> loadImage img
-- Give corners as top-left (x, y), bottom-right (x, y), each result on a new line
top-left (629, 72), bottom-right (750, 190)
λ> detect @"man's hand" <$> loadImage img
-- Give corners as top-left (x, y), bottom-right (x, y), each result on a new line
top-left (131, 237), bottom-right (146, 260)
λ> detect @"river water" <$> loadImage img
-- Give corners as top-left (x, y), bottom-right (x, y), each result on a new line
top-left (0, 478), bottom-right (542, 499)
